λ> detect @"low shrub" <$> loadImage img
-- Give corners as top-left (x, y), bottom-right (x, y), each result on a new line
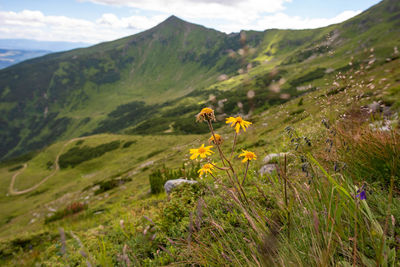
top-left (290, 67), bottom-right (326, 87)
top-left (122, 140), bottom-right (136, 148)
top-left (149, 163), bottom-right (200, 194)
top-left (326, 86), bottom-right (345, 96)
top-left (59, 140), bottom-right (121, 168)
top-left (8, 165), bottom-right (23, 172)
top-left (146, 149), bottom-right (166, 159)
top-left (45, 202), bottom-right (87, 223)
top-left (94, 177), bottom-right (132, 195)
top-left (289, 108), bottom-right (305, 116)
top-left (75, 140), bottom-right (84, 146)
top-left (297, 97), bottom-right (304, 106)
top-left (46, 161), bottom-right (53, 170)
top-left (336, 124), bottom-right (400, 188)
top-left (149, 169), bottom-right (167, 194)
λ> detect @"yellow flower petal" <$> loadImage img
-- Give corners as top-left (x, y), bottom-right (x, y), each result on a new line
top-left (238, 149), bottom-right (257, 163)
top-left (189, 144), bottom-right (214, 160)
top-left (226, 116), bottom-right (252, 133)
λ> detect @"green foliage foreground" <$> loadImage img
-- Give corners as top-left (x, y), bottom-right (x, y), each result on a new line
top-left (131, 110), bottom-right (399, 266)
top-left (10, 107), bottom-right (396, 266)
top-left (58, 140), bottom-right (121, 169)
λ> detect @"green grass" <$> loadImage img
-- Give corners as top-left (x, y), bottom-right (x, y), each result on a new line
top-left (1, 0), bottom-right (399, 161)
top-left (0, 1), bottom-right (400, 265)
top-left (0, 133), bottom-right (202, 239)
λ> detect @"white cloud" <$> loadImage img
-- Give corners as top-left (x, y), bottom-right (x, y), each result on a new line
top-left (82, 0), bottom-right (291, 23)
top-left (0, 5), bottom-right (362, 44)
top-left (254, 10), bottom-right (362, 30)
top-left (0, 10), bottom-right (167, 43)
top-left (217, 10), bottom-right (362, 33)
top-left (96, 13), bottom-right (167, 30)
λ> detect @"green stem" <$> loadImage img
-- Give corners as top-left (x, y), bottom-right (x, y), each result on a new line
top-left (230, 132), bottom-right (237, 161)
top-left (376, 176), bottom-right (394, 266)
top-left (207, 119), bottom-right (249, 203)
top-left (353, 200), bottom-right (358, 267)
top-left (283, 154), bottom-right (290, 240)
top-left (242, 160), bottom-right (249, 186)
top-left (207, 120), bottom-right (227, 167)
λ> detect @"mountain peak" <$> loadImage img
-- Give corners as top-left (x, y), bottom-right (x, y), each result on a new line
top-left (165, 15), bottom-right (182, 22)
top-left (160, 15), bottom-right (187, 26)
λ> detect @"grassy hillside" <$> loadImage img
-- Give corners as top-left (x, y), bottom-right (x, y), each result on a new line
top-left (0, 49), bottom-right (51, 69)
top-left (0, 16), bottom-right (256, 160)
top-left (0, 36), bottom-right (399, 264)
top-left (1, 0), bottom-right (399, 162)
top-left (0, 0), bottom-right (399, 265)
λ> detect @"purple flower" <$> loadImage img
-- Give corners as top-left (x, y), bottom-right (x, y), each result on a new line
top-left (356, 186), bottom-right (367, 200)
top-left (356, 190), bottom-right (366, 200)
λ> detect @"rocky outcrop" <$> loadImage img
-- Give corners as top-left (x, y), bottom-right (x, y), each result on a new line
top-left (259, 164), bottom-right (279, 176)
top-left (164, 179), bottom-right (198, 194)
top-left (263, 153), bottom-right (282, 163)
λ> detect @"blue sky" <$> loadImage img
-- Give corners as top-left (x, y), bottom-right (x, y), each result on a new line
top-left (0, 0), bottom-right (381, 44)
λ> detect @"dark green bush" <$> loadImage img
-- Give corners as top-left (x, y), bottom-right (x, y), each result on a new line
top-left (149, 163), bottom-right (200, 194)
top-left (122, 140), bottom-right (137, 148)
top-left (297, 98), bottom-right (304, 106)
top-left (174, 115), bottom-right (222, 134)
top-left (129, 117), bottom-right (171, 135)
top-left (149, 169), bottom-right (166, 194)
top-left (336, 125), bottom-right (400, 188)
top-left (290, 108), bottom-right (305, 116)
top-left (1, 150), bottom-right (38, 167)
top-left (45, 202), bottom-right (87, 224)
top-left (290, 68), bottom-right (326, 87)
top-left (146, 149), bottom-right (166, 159)
top-left (75, 140), bottom-right (84, 146)
top-left (58, 140), bottom-right (121, 168)
top-left (92, 101), bottom-right (157, 134)
top-left (326, 86), bottom-right (345, 96)
top-left (282, 46), bottom-right (329, 65)
top-left (8, 165), bottom-right (23, 172)
top-left (46, 161), bottom-right (53, 170)
top-left (240, 139), bottom-right (268, 151)
top-left (94, 177), bottom-right (132, 195)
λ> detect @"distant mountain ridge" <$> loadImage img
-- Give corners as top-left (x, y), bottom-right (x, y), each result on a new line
top-left (0, 39), bottom-right (91, 69)
top-left (0, 15), bottom-right (251, 159)
top-left (0, 49), bottom-right (50, 69)
top-left (0, 0), bottom-right (399, 160)
top-left (0, 39), bottom-right (91, 52)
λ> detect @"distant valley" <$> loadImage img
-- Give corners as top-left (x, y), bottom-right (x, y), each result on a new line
top-left (0, 0), bottom-right (399, 265)
top-left (0, 49), bottom-right (50, 69)
top-left (1, 0), bottom-right (400, 160)
top-left (0, 39), bottom-right (91, 69)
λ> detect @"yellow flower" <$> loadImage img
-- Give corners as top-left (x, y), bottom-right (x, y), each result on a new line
top-left (198, 163), bottom-right (215, 177)
top-left (196, 107), bottom-right (216, 122)
top-left (226, 116), bottom-right (252, 133)
top-left (208, 134), bottom-right (223, 145)
top-left (189, 144), bottom-right (214, 160)
top-left (238, 150), bottom-right (257, 163)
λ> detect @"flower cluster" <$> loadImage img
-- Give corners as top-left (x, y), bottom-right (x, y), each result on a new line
top-left (226, 116), bottom-right (252, 133)
top-left (208, 134), bottom-right (223, 145)
top-left (196, 107), bottom-right (216, 122)
top-left (189, 107), bottom-right (256, 179)
top-left (190, 144), bottom-right (214, 160)
top-left (198, 163), bottom-right (215, 177)
top-left (238, 150), bottom-right (257, 163)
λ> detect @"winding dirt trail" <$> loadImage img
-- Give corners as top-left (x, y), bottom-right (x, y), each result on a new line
top-left (9, 137), bottom-right (87, 195)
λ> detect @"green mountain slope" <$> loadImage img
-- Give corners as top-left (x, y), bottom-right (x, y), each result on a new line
top-left (1, 0), bottom-right (399, 162)
top-left (0, 49), bottom-right (51, 69)
top-left (0, 16), bottom-right (259, 160)
top-left (0, 0), bottom-right (399, 265)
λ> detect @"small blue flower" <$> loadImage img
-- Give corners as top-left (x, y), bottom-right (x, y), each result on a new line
top-left (356, 184), bottom-right (366, 200)
top-left (356, 190), bottom-right (366, 200)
